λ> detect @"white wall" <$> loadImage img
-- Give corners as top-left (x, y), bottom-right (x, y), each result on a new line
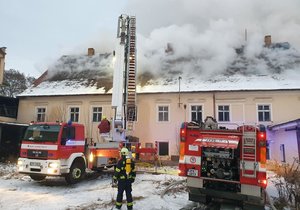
top-left (269, 128), bottom-right (298, 165)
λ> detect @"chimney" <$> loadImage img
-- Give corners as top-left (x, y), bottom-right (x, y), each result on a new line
top-left (88, 48), bottom-right (95, 56)
top-left (264, 35), bottom-right (272, 47)
top-left (165, 43), bottom-right (174, 54)
top-left (0, 47), bottom-right (7, 85)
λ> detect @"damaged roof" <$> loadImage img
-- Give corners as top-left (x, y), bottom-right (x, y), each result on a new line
top-left (18, 43), bottom-right (300, 97)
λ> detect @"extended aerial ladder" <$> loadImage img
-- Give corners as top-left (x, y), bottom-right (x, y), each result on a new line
top-left (111, 15), bottom-right (137, 141)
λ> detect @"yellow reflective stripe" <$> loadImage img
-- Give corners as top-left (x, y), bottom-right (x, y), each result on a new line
top-left (120, 176), bottom-right (126, 179)
top-left (116, 202), bottom-right (122, 206)
top-left (113, 176), bottom-right (117, 179)
top-left (127, 202), bottom-right (133, 206)
top-left (115, 168), bottom-right (121, 172)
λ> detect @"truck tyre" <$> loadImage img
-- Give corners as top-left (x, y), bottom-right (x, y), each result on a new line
top-left (65, 160), bottom-right (86, 184)
top-left (30, 174), bottom-right (46, 181)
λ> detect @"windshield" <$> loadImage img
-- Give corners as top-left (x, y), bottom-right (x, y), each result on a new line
top-left (23, 124), bottom-right (61, 142)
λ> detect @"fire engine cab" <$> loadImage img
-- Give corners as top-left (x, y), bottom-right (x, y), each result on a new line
top-left (179, 116), bottom-right (267, 210)
top-left (17, 121), bottom-right (120, 184)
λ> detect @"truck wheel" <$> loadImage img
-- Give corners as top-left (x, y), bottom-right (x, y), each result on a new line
top-left (65, 161), bottom-right (86, 184)
top-left (30, 174), bottom-right (46, 181)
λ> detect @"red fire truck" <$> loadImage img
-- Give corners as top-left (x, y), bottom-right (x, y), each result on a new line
top-left (179, 116), bottom-right (267, 210)
top-left (17, 121), bottom-right (120, 184)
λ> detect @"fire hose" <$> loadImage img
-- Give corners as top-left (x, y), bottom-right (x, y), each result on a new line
top-left (160, 179), bottom-right (186, 198)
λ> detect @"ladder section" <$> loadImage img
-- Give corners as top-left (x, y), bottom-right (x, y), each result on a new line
top-left (241, 126), bottom-right (257, 178)
top-left (126, 16), bottom-right (137, 123)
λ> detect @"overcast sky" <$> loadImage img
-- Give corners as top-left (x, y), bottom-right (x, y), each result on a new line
top-left (1, 0), bottom-right (300, 78)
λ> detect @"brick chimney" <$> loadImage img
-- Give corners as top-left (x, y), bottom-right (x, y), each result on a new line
top-left (264, 35), bottom-right (272, 47)
top-left (165, 43), bottom-right (174, 54)
top-left (0, 47), bottom-right (7, 85)
top-left (88, 48), bottom-right (95, 56)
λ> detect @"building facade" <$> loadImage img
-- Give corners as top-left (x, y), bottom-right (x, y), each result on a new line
top-left (17, 89), bottom-right (300, 160)
top-left (268, 119), bottom-right (300, 165)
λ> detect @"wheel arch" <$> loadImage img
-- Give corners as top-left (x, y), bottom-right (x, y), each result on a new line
top-left (66, 153), bottom-right (87, 170)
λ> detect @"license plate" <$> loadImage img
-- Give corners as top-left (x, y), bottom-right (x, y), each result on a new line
top-left (30, 162), bottom-right (41, 167)
top-left (187, 169), bottom-right (198, 177)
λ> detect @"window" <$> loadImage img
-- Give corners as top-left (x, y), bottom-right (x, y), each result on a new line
top-left (158, 105), bottom-right (169, 122)
top-left (258, 105), bottom-right (271, 122)
top-left (158, 142), bottom-right (169, 156)
top-left (145, 143), bottom-right (153, 148)
top-left (280, 144), bottom-right (286, 163)
top-left (92, 107), bottom-right (102, 122)
top-left (191, 105), bottom-right (202, 123)
top-left (36, 107), bottom-right (46, 122)
top-left (61, 126), bottom-right (75, 145)
top-left (218, 105), bottom-right (230, 122)
top-left (70, 107), bottom-right (79, 122)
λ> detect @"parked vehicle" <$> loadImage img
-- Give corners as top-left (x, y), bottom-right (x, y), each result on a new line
top-left (178, 116), bottom-right (267, 209)
top-left (17, 121), bottom-right (120, 184)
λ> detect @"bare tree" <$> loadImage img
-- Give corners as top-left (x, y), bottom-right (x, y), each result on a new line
top-left (0, 69), bottom-right (35, 97)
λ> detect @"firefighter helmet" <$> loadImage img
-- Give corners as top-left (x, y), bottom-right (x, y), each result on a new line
top-left (120, 147), bottom-right (129, 156)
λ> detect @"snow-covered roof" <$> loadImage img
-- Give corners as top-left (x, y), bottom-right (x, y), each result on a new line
top-left (18, 44), bottom-right (300, 97)
top-left (269, 118), bottom-right (300, 130)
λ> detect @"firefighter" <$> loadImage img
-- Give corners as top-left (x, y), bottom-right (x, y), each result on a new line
top-left (113, 147), bottom-right (136, 210)
top-left (97, 116), bottom-right (111, 142)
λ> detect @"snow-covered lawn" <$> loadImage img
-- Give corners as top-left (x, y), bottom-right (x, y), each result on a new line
top-left (0, 163), bottom-right (191, 210)
top-left (0, 163), bottom-right (282, 210)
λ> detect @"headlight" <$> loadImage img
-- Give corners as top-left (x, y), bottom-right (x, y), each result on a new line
top-left (48, 162), bottom-right (59, 168)
top-left (17, 160), bottom-right (24, 171)
top-left (17, 160), bottom-right (23, 166)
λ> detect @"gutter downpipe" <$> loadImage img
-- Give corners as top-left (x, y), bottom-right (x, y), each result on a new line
top-left (213, 92), bottom-right (216, 119)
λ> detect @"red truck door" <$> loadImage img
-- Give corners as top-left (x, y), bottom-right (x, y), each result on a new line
top-left (59, 124), bottom-right (85, 159)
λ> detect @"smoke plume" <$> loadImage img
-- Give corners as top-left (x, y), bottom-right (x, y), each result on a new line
top-left (47, 0), bottom-right (300, 87)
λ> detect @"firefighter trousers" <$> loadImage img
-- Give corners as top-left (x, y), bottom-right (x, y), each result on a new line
top-left (116, 179), bottom-right (133, 209)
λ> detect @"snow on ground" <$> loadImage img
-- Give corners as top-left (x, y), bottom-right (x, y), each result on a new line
top-left (266, 171), bottom-right (279, 199)
top-left (0, 163), bottom-right (280, 210)
top-left (0, 163), bottom-right (191, 210)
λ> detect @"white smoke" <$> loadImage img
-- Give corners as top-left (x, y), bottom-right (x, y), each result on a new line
top-left (47, 53), bottom-right (113, 79)
top-left (126, 0), bottom-right (300, 81)
top-left (47, 0), bottom-right (300, 84)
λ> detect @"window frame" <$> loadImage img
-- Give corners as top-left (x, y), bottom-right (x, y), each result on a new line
top-left (36, 107), bottom-right (46, 122)
top-left (145, 143), bottom-right (153, 148)
top-left (217, 104), bottom-right (230, 122)
top-left (257, 104), bottom-right (272, 122)
top-left (157, 104), bottom-right (170, 122)
top-left (189, 104), bottom-right (203, 123)
top-left (69, 106), bottom-right (80, 122)
top-left (91, 106), bottom-right (103, 123)
top-left (280, 144), bottom-right (286, 163)
top-left (157, 141), bottom-right (169, 156)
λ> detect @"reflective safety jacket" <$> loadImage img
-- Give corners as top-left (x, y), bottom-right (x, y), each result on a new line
top-left (113, 157), bottom-right (136, 181)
